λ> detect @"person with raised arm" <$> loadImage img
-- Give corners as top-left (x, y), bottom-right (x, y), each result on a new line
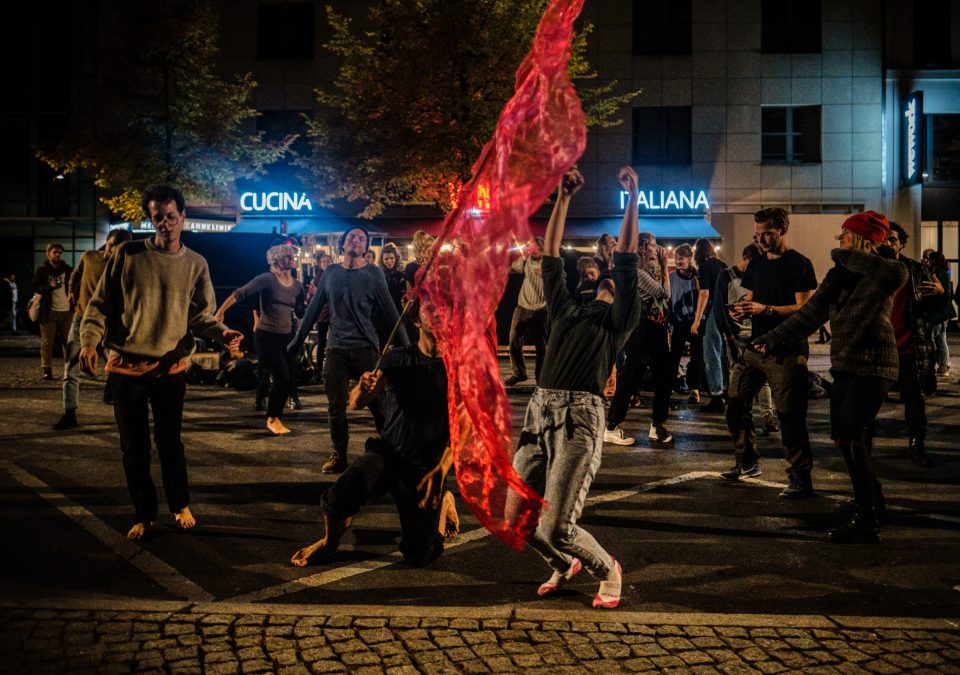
top-left (508, 166), bottom-right (641, 609)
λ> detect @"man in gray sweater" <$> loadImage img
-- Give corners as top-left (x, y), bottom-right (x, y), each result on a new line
top-left (80, 184), bottom-right (242, 540)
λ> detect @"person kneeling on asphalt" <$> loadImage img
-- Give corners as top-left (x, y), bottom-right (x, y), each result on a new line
top-left (291, 301), bottom-right (458, 568)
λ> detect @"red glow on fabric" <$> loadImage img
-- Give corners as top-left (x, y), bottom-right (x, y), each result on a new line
top-left (414, 0), bottom-right (587, 550)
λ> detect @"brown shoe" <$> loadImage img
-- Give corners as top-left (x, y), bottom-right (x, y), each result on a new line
top-left (322, 451), bottom-right (347, 474)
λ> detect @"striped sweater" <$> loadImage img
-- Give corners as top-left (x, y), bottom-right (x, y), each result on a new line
top-left (760, 248), bottom-right (908, 381)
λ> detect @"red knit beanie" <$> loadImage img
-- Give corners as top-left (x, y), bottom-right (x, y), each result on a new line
top-left (842, 211), bottom-right (890, 243)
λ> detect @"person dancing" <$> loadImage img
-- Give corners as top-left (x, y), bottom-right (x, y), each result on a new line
top-left (215, 244), bottom-right (305, 435)
top-left (752, 212), bottom-right (907, 542)
top-left (510, 166), bottom-right (640, 609)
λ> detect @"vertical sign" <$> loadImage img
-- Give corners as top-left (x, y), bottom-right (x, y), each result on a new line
top-left (902, 91), bottom-right (924, 186)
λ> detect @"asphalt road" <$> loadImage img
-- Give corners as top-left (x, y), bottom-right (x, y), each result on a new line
top-left (1, 343), bottom-right (959, 620)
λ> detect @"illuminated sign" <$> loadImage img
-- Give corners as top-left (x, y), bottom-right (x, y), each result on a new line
top-left (902, 91), bottom-right (923, 186)
top-left (126, 220), bottom-right (236, 233)
top-left (240, 191), bottom-right (313, 212)
top-left (619, 189), bottom-right (709, 212)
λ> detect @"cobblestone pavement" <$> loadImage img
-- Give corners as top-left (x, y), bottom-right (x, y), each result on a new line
top-left (2, 602), bottom-right (960, 674)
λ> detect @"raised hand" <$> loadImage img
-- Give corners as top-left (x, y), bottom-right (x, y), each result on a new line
top-left (560, 168), bottom-right (584, 197)
top-left (617, 166), bottom-right (638, 193)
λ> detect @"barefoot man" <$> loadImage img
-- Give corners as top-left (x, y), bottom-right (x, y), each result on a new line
top-left (292, 300), bottom-right (458, 567)
top-left (80, 184), bottom-right (242, 540)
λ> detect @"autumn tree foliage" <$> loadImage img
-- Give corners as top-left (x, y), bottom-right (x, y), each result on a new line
top-left (303, 0), bottom-right (639, 217)
top-left (36, 1), bottom-right (293, 221)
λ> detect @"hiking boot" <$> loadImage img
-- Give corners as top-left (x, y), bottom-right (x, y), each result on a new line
top-left (603, 426), bottom-right (635, 446)
top-left (720, 462), bottom-right (761, 481)
top-left (827, 509), bottom-right (880, 543)
top-left (322, 452), bottom-right (347, 474)
top-left (648, 423), bottom-right (673, 444)
top-left (504, 374), bottom-right (527, 387)
top-left (780, 476), bottom-right (815, 499)
top-left (52, 409), bottom-right (78, 431)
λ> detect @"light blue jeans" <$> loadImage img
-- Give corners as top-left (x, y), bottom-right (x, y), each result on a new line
top-left (511, 387), bottom-right (615, 579)
top-left (930, 321), bottom-right (950, 370)
top-left (62, 314), bottom-right (81, 411)
top-left (704, 311), bottom-right (727, 395)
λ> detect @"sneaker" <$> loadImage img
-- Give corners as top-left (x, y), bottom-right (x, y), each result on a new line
top-left (52, 410), bottom-right (78, 431)
top-left (780, 477), bottom-right (815, 499)
top-left (592, 558), bottom-right (622, 609)
top-left (719, 462), bottom-right (761, 481)
top-left (687, 389), bottom-right (700, 404)
top-left (288, 396), bottom-right (303, 410)
top-left (537, 558), bottom-right (582, 597)
top-left (504, 374), bottom-right (527, 387)
top-left (648, 423), bottom-right (673, 444)
top-left (322, 452), bottom-right (347, 474)
top-left (603, 426), bottom-right (636, 446)
top-left (702, 395), bottom-right (726, 413)
top-left (761, 413), bottom-right (780, 433)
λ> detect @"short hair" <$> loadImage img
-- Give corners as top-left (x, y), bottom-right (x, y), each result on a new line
top-left (338, 226), bottom-right (370, 254)
top-left (140, 184), bottom-right (186, 217)
top-left (266, 244), bottom-right (298, 267)
top-left (45, 242), bottom-right (64, 253)
top-left (577, 256), bottom-right (599, 275)
top-left (674, 243), bottom-right (694, 259)
top-left (754, 206), bottom-right (790, 233)
top-left (106, 229), bottom-right (132, 246)
top-left (741, 243), bottom-right (764, 260)
top-left (888, 221), bottom-right (908, 245)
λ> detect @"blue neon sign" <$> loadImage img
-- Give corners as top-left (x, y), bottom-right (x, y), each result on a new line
top-left (240, 191), bottom-right (314, 212)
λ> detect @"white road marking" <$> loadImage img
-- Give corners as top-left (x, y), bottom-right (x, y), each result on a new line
top-left (1, 461), bottom-right (214, 602)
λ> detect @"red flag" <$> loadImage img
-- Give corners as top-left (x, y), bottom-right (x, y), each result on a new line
top-left (415, 0), bottom-right (587, 550)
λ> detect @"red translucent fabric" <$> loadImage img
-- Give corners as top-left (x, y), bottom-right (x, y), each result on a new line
top-left (414, 0), bottom-right (587, 550)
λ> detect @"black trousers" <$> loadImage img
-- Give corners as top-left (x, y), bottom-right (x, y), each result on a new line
top-left (322, 439), bottom-right (444, 566)
top-left (608, 321), bottom-right (674, 428)
top-left (109, 372), bottom-right (189, 524)
top-left (323, 347), bottom-right (385, 456)
top-left (255, 329), bottom-right (297, 419)
top-left (508, 307), bottom-right (548, 380)
top-left (670, 320), bottom-right (705, 393)
top-left (897, 354), bottom-right (927, 438)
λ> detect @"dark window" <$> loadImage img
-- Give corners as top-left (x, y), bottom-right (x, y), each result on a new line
top-left (632, 107), bottom-right (691, 165)
top-left (761, 0), bottom-right (821, 54)
top-left (761, 105), bottom-right (821, 163)
top-left (0, 114), bottom-right (30, 182)
top-left (257, 109), bottom-right (312, 167)
top-left (257, 3), bottom-right (315, 60)
top-left (914, 0), bottom-right (951, 68)
top-left (633, 0), bottom-right (691, 55)
top-left (929, 114), bottom-right (960, 183)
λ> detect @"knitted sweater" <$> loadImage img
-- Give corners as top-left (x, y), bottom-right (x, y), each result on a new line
top-left (761, 248), bottom-right (908, 381)
top-left (80, 239), bottom-right (227, 361)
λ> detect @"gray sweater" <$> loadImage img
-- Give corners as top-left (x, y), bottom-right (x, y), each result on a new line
top-left (81, 239), bottom-right (228, 360)
top-left (762, 248), bottom-right (908, 381)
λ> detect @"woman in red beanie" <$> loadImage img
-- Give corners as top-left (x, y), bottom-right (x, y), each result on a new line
top-left (751, 211), bottom-right (908, 543)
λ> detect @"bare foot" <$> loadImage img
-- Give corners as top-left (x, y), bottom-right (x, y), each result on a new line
top-left (267, 417), bottom-right (291, 435)
top-left (174, 506), bottom-right (197, 530)
top-left (126, 521), bottom-right (153, 540)
top-left (290, 538), bottom-right (337, 567)
top-left (439, 491), bottom-right (460, 538)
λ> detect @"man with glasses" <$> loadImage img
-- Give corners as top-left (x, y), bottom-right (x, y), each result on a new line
top-left (80, 184), bottom-right (243, 540)
top-left (290, 226), bottom-right (408, 474)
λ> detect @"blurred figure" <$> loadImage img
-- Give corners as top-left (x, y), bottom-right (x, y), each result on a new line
top-left (0, 273), bottom-right (16, 333)
top-left (33, 243), bottom-right (73, 380)
top-left (593, 233), bottom-right (616, 277)
top-left (922, 249), bottom-right (955, 378)
top-left (380, 243), bottom-right (406, 314)
top-left (667, 244), bottom-right (704, 404)
top-left (575, 256), bottom-right (601, 306)
top-left (363, 250), bottom-right (377, 265)
top-left (690, 238), bottom-right (728, 412)
top-left (505, 237), bottom-right (548, 386)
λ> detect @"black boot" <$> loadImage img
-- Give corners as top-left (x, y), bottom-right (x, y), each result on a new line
top-left (322, 451), bottom-right (347, 474)
top-left (908, 436), bottom-right (929, 466)
top-left (52, 409), bottom-right (78, 431)
top-left (827, 507), bottom-right (880, 543)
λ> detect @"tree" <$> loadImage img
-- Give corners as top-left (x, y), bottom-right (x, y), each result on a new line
top-left (303, 0), bottom-right (639, 218)
top-left (36, 1), bottom-right (293, 222)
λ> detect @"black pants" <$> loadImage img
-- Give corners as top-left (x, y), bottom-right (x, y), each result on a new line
top-left (508, 306), bottom-right (548, 380)
top-left (255, 329), bottom-right (297, 419)
top-left (109, 372), bottom-right (189, 524)
top-left (897, 354), bottom-right (927, 438)
top-left (322, 439), bottom-right (444, 566)
top-left (323, 347), bottom-right (385, 456)
top-left (670, 321), bottom-right (704, 393)
top-left (726, 350), bottom-right (813, 479)
top-left (608, 321), bottom-right (673, 428)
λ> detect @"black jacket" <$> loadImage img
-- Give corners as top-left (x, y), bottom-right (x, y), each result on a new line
top-left (32, 260), bottom-right (72, 324)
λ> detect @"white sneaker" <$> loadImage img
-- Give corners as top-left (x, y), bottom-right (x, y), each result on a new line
top-left (603, 426), bottom-right (635, 446)
top-left (648, 423), bottom-right (673, 444)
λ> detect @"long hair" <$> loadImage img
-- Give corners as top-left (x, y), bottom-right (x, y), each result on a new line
top-left (846, 232), bottom-right (879, 254)
top-left (694, 238), bottom-right (716, 268)
top-left (638, 232), bottom-right (665, 285)
top-left (379, 242), bottom-right (403, 271)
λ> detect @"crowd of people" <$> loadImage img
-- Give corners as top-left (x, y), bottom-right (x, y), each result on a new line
top-left (30, 168), bottom-right (959, 609)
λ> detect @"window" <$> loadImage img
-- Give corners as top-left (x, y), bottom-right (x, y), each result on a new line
top-left (633, 0), bottom-right (691, 55)
top-left (761, 106), bottom-right (821, 163)
top-left (632, 107), bottom-right (691, 165)
top-left (930, 115), bottom-right (960, 183)
top-left (257, 3), bottom-right (315, 60)
top-left (914, 0), bottom-right (951, 68)
top-left (0, 114), bottom-right (30, 182)
top-left (761, 0), bottom-right (821, 54)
